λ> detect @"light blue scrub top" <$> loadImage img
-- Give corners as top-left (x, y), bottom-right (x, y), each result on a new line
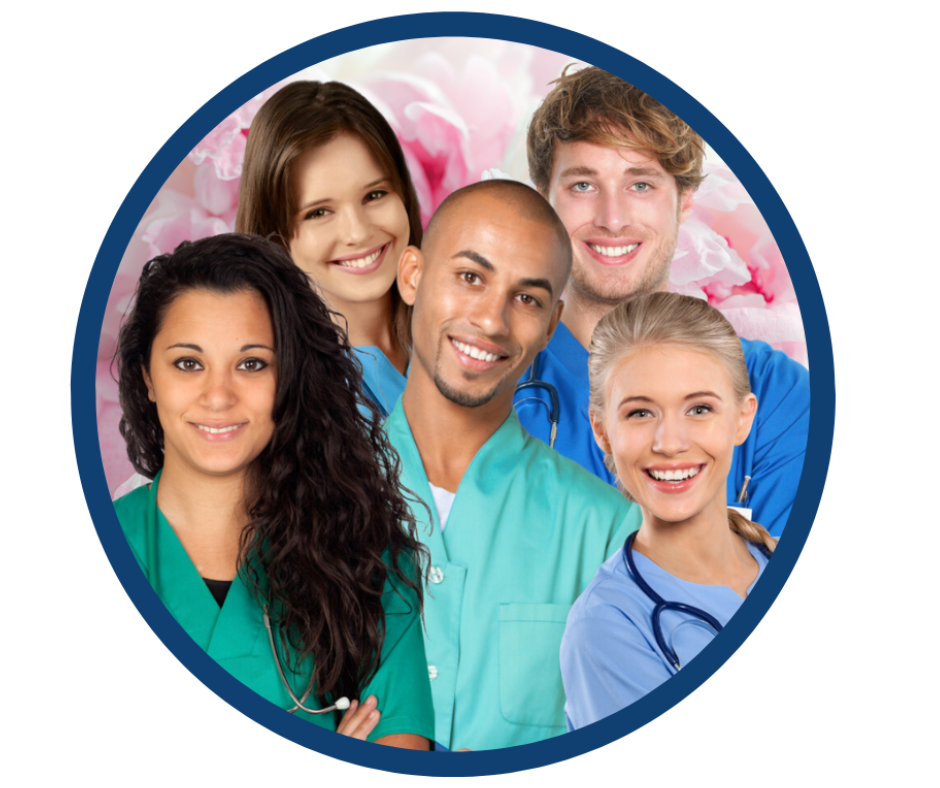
top-left (513, 323), bottom-right (810, 536)
top-left (385, 400), bottom-right (642, 750)
top-left (353, 346), bottom-right (406, 419)
top-left (560, 540), bottom-right (769, 730)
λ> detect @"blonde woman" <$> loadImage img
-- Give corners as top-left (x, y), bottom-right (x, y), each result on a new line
top-left (560, 292), bottom-right (777, 729)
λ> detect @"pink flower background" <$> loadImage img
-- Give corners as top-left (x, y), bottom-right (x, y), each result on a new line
top-left (97, 39), bottom-right (807, 495)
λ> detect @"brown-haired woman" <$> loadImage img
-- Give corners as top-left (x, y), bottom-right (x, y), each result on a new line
top-left (236, 81), bottom-right (423, 416)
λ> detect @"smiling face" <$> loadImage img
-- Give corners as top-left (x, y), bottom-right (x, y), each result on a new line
top-left (590, 345), bottom-right (756, 526)
top-left (547, 140), bottom-right (694, 305)
top-left (144, 289), bottom-right (277, 481)
top-left (399, 193), bottom-right (567, 411)
top-left (288, 134), bottom-right (411, 314)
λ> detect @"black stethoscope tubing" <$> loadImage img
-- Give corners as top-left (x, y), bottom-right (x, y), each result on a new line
top-left (514, 350), bottom-right (559, 448)
top-left (622, 531), bottom-right (724, 672)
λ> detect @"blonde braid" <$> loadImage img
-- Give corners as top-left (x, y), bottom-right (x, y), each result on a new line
top-left (728, 508), bottom-right (777, 555)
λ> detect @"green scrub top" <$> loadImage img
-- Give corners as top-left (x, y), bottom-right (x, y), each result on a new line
top-left (114, 471), bottom-right (435, 743)
top-left (385, 401), bottom-right (641, 750)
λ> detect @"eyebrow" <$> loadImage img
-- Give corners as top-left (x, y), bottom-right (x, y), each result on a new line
top-left (617, 391), bottom-right (723, 407)
top-left (558, 165), bottom-right (666, 180)
top-left (452, 251), bottom-right (554, 298)
top-left (298, 178), bottom-right (390, 212)
top-left (165, 343), bottom-right (274, 352)
top-left (453, 250), bottom-right (494, 270)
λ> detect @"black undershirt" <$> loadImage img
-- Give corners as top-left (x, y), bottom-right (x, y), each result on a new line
top-left (203, 577), bottom-right (233, 607)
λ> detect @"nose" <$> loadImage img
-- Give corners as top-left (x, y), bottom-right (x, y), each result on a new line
top-left (470, 290), bottom-right (511, 338)
top-left (199, 367), bottom-right (238, 412)
top-left (595, 190), bottom-right (629, 234)
top-left (652, 412), bottom-right (689, 456)
top-left (339, 204), bottom-right (370, 246)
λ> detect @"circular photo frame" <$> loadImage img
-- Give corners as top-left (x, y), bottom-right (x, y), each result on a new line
top-left (72, 11), bottom-right (835, 777)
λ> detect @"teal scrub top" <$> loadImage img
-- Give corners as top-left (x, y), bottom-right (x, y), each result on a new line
top-left (385, 401), bottom-right (642, 750)
top-left (114, 471), bottom-right (435, 743)
top-left (353, 346), bottom-right (407, 419)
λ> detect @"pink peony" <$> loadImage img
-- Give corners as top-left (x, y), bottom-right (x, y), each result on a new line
top-left (98, 43), bottom-right (808, 493)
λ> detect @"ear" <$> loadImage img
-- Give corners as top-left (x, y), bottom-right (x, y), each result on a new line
top-left (539, 299), bottom-right (565, 352)
top-left (734, 393), bottom-right (758, 446)
top-left (142, 365), bottom-right (155, 403)
top-left (678, 186), bottom-right (695, 224)
top-left (589, 408), bottom-right (612, 456)
top-left (398, 245), bottom-right (423, 307)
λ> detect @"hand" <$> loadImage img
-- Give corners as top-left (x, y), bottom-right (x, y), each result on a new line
top-left (335, 695), bottom-right (381, 740)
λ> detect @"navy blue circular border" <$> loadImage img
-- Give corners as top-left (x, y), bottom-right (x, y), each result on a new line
top-left (71, 12), bottom-right (835, 777)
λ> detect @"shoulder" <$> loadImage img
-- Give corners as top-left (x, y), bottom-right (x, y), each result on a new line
top-left (562, 552), bottom-right (649, 665)
top-left (113, 485), bottom-right (151, 563)
top-left (113, 485), bottom-right (150, 530)
top-left (567, 551), bottom-right (643, 625)
top-left (740, 338), bottom-right (809, 393)
top-left (521, 431), bottom-right (631, 512)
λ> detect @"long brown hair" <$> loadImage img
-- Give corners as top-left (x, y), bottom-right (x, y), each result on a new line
top-left (117, 234), bottom-right (430, 702)
top-left (588, 292), bottom-right (776, 554)
top-left (236, 80), bottom-right (423, 355)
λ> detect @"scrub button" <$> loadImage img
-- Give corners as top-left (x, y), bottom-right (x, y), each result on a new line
top-left (428, 665), bottom-right (439, 681)
top-left (429, 566), bottom-right (445, 584)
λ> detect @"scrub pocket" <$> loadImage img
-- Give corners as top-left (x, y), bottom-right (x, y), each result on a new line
top-left (497, 603), bottom-right (570, 728)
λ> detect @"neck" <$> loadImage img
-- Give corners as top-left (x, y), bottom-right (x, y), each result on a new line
top-left (155, 458), bottom-right (248, 581)
top-left (631, 495), bottom-right (757, 598)
top-left (560, 288), bottom-right (619, 350)
top-left (561, 282), bottom-right (672, 350)
top-left (401, 372), bottom-right (512, 493)
top-left (323, 290), bottom-right (408, 374)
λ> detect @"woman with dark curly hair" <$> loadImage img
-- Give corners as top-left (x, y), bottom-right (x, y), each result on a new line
top-left (113, 233), bottom-right (433, 747)
top-left (236, 80), bottom-right (424, 417)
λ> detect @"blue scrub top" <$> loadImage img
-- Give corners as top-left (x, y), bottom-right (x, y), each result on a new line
top-left (513, 323), bottom-right (810, 536)
top-left (560, 539), bottom-right (770, 730)
top-left (353, 346), bottom-right (406, 419)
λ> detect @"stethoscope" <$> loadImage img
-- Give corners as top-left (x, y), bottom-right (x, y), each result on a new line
top-left (622, 531), bottom-right (725, 672)
top-left (622, 503), bottom-right (770, 672)
top-left (144, 476), bottom-right (350, 717)
top-left (513, 350), bottom-right (560, 448)
top-left (263, 607), bottom-right (351, 715)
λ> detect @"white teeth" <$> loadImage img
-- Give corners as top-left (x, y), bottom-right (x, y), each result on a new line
top-left (452, 339), bottom-right (502, 363)
top-left (649, 467), bottom-right (701, 482)
top-left (589, 243), bottom-right (640, 257)
top-left (337, 247), bottom-right (382, 268)
top-left (197, 424), bottom-right (241, 434)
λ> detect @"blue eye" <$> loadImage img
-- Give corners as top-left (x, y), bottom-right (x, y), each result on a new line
top-left (173, 357), bottom-right (203, 372)
top-left (632, 182), bottom-right (651, 193)
top-left (572, 182), bottom-right (594, 192)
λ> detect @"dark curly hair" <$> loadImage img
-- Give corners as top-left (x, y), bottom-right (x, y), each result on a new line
top-left (116, 233), bottom-right (429, 703)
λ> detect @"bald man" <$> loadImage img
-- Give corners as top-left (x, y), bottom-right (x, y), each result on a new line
top-left (387, 181), bottom-right (640, 750)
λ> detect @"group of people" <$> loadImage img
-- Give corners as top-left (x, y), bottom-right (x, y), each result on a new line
top-left (111, 65), bottom-right (809, 751)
